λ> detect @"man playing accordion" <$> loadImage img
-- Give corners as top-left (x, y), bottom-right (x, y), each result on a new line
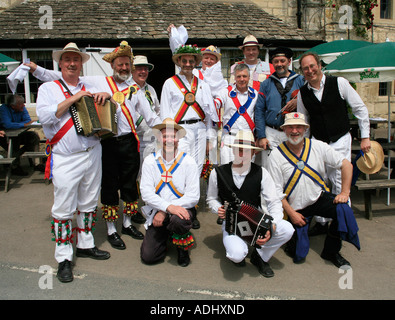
top-left (207, 130), bottom-right (293, 277)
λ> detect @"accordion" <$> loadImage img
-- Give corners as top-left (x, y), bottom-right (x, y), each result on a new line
top-left (70, 96), bottom-right (118, 138)
top-left (225, 201), bottom-right (273, 247)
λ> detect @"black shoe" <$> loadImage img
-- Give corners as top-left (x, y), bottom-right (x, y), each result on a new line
top-left (308, 222), bottom-right (329, 237)
top-left (57, 260), bottom-right (73, 283)
top-left (76, 247), bottom-right (111, 260)
top-left (34, 164), bottom-right (46, 172)
top-left (216, 217), bottom-right (224, 225)
top-left (232, 259), bottom-right (246, 267)
top-left (192, 217), bottom-right (200, 229)
top-left (131, 211), bottom-right (146, 224)
top-left (122, 224), bottom-right (144, 240)
top-left (11, 166), bottom-right (28, 176)
top-left (107, 232), bottom-right (126, 250)
top-left (250, 249), bottom-right (274, 278)
top-left (177, 248), bottom-right (190, 267)
top-left (321, 252), bottom-right (351, 268)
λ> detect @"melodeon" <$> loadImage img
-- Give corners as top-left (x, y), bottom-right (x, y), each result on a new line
top-left (70, 96), bottom-right (118, 138)
top-left (224, 201), bottom-right (273, 247)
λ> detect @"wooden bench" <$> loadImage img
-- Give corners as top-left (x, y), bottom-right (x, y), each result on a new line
top-left (0, 157), bottom-right (16, 192)
top-left (355, 179), bottom-right (395, 220)
top-left (21, 151), bottom-right (47, 159)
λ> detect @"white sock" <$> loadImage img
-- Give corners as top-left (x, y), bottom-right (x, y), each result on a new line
top-left (106, 221), bottom-right (117, 235)
top-left (123, 215), bottom-right (132, 228)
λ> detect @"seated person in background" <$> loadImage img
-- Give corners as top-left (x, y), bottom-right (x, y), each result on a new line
top-left (139, 118), bottom-right (200, 267)
top-left (267, 112), bottom-right (360, 267)
top-left (0, 94), bottom-right (44, 175)
top-left (206, 130), bottom-right (294, 278)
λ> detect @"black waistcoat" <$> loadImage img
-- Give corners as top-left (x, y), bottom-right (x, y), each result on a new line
top-left (300, 76), bottom-right (350, 143)
top-left (216, 162), bottom-right (262, 208)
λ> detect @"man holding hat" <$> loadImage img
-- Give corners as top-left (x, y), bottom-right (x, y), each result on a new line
top-left (255, 46), bottom-right (305, 168)
top-left (229, 35), bottom-right (274, 91)
top-left (139, 118), bottom-right (200, 267)
top-left (267, 112), bottom-right (360, 267)
top-left (297, 52), bottom-right (371, 235)
top-left (207, 130), bottom-right (294, 277)
top-left (29, 42), bottom-right (161, 249)
top-left (36, 42), bottom-right (111, 283)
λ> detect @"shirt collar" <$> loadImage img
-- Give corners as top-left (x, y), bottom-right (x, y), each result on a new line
top-left (307, 73), bottom-right (326, 91)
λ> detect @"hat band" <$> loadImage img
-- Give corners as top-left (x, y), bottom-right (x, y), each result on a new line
top-left (242, 41), bottom-right (259, 46)
top-left (64, 47), bottom-right (81, 53)
top-left (234, 139), bottom-right (255, 147)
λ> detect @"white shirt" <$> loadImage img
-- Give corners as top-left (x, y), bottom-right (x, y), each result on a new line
top-left (193, 61), bottom-right (228, 97)
top-left (160, 74), bottom-right (219, 123)
top-left (216, 84), bottom-right (258, 132)
top-left (36, 77), bottom-right (100, 155)
top-left (206, 165), bottom-right (284, 224)
top-left (267, 139), bottom-right (344, 211)
top-left (33, 66), bottom-right (161, 137)
top-left (140, 149), bottom-right (200, 228)
top-left (297, 74), bottom-right (370, 139)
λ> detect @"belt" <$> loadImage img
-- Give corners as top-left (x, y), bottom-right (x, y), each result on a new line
top-left (178, 119), bottom-right (202, 125)
top-left (266, 124), bottom-right (283, 132)
top-left (114, 133), bottom-right (133, 141)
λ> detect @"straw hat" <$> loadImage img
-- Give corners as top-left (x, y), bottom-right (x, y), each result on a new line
top-left (225, 130), bottom-right (263, 150)
top-left (102, 41), bottom-right (133, 63)
top-left (133, 55), bottom-right (154, 72)
top-left (52, 42), bottom-right (90, 64)
top-left (238, 35), bottom-right (263, 50)
top-left (172, 44), bottom-right (203, 67)
top-left (356, 141), bottom-right (384, 174)
top-left (152, 118), bottom-right (186, 139)
top-left (280, 112), bottom-right (310, 129)
top-left (201, 45), bottom-right (221, 61)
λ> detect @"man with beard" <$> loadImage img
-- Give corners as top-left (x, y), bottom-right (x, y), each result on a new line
top-left (206, 130), bottom-right (294, 277)
top-left (267, 112), bottom-right (359, 267)
top-left (254, 47), bottom-right (305, 168)
top-left (29, 41), bottom-right (160, 249)
top-left (140, 118), bottom-right (199, 267)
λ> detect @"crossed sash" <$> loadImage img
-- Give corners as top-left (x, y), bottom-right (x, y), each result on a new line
top-left (105, 76), bottom-right (140, 151)
top-left (44, 80), bottom-right (86, 179)
top-left (171, 75), bottom-right (205, 124)
top-left (224, 86), bottom-right (255, 132)
top-left (278, 138), bottom-right (330, 199)
top-left (154, 152), bottom-right (186, 199)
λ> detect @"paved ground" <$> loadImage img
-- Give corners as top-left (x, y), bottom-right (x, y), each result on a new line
top-left (1, 159), bottom-right (395, 303)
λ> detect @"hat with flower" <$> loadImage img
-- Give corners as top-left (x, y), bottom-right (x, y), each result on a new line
top-left (172, 44), bottom-right (202, 67)
top-left (201, 45), bottom-right (221, 61)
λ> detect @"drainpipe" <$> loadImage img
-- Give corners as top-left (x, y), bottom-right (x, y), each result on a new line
top-left (296, 0), bottom-right (302, 29)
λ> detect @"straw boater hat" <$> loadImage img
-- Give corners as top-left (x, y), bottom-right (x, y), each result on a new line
top-left (356, 141), bottom-right (384, 174)
top-left (152, 118), bottom-right (186, 139)
top-left (201, 45), bottom-right (221, 61)
top-left (238, 35), bottom-right (263, 50)
top-left (280, 112), bottom-right (310, 129)
top-left (172, 44), bottom-right (203, 67)
top-left (225, 130), bottom-right (263, 150)
top-left (52, 42), bottom-right (90, 64)
top-left (102, 41), bottom-right (134, 64)
top-left (133, 55), bottom-right (154, 72)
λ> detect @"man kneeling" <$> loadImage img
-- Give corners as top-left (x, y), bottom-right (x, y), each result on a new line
top-left (139, 118), bottom-right (200, 267)
top-left (207, 131), bottom-right (294, 277)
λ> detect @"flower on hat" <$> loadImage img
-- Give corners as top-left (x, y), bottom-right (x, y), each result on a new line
top-left (174, 44), bottom-right (200, 55)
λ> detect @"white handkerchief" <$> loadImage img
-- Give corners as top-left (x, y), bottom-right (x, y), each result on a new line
top-left (7, 64), bottom-right (30, 94)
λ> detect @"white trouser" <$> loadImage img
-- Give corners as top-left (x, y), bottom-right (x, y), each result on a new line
top-left (257, 126), bottom-right (288, 168)
top-left (222, 219), bottom-right (294, 263)
top-left (178, 121), bottom-right (206, 174)
top-left (314, 132), bottom-right (352, 224)
top-left (51, 144), bottom-right (102, 262)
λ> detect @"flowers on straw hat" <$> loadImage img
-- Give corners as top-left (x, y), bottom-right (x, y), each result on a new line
top-left (172, 44), bottom-right (202, 67)
top-left (133, 55), bottom-right (154, 72)
top-left (280, 112), bottom-right (310, 129)
top-left (152, 118), bottom-right (186, 139)
top-left (356, 141), bottom-right (384, 174)
top-left (52, 42), bottom-right (90, 64)
top-left (225, 130), bottom-right (263, 150)
top-left (102, 41), bottom-right (134, 63)
top-left (238, 35), bottom-right (263, 50)
top-left (201, 45), bottom-right (221, 61)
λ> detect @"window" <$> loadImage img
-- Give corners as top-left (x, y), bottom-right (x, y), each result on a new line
top-left (379, 82), bottom-right (390, 96)
top-left (380, 0), bottom-right (392, 19)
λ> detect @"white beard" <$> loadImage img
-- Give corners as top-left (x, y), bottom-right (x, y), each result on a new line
top-left (287, 135), bottom-right (304, 146)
